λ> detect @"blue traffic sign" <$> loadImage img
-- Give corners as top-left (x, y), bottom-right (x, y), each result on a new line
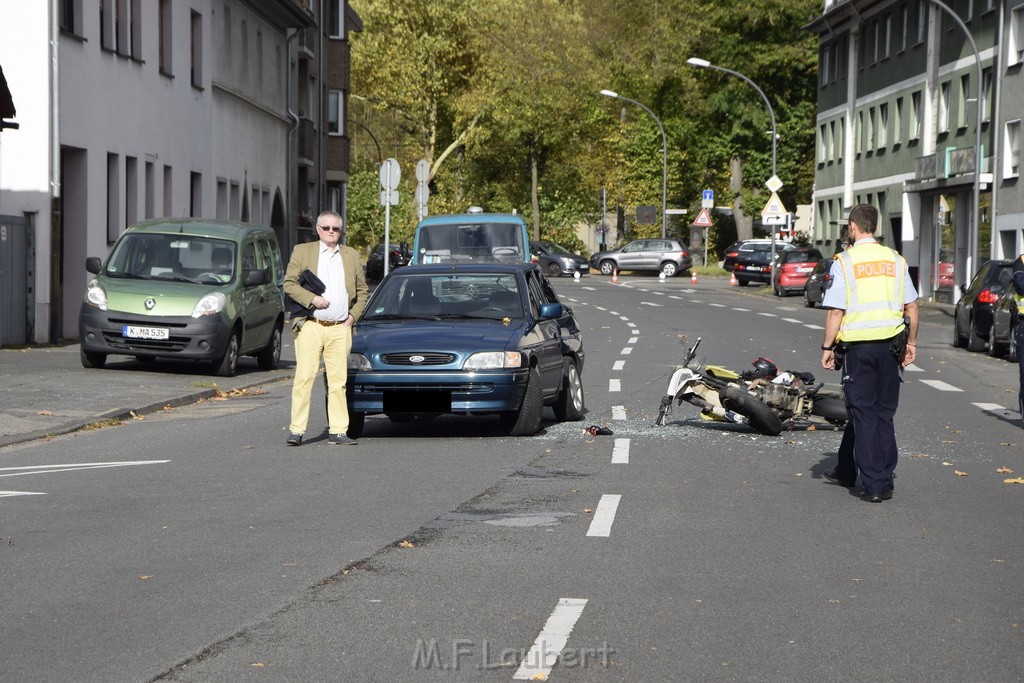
top-left (702, 189), bottom-right (714, 202)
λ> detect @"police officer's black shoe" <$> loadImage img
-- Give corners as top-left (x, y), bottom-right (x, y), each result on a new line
top-left (860, 490), bottom-right (893, 503)
top-left (823, 469), bottom-right (856, 487)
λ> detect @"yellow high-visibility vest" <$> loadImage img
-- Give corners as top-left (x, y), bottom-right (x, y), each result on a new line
top-left (836, 242), bottom-right (906, 342)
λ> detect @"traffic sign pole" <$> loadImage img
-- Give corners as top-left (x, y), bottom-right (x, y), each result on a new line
top-left (380, 158), bottom-right (401, 277)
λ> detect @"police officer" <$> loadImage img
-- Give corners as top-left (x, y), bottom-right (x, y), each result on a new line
top-left (820, 205), bottom-right (919, 502)
top-left (1012, 251), bottom-right (1024, 423)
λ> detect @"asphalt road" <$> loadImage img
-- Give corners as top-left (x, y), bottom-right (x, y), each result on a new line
top-left (2, 276), bottom-right (1022, 682)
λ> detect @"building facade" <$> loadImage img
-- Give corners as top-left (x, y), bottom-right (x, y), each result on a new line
top-left (0, 0), bottom-right (360, 345)
top-left (807, 0), bottom-right (1021, 302)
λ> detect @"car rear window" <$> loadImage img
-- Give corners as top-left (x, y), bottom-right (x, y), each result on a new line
top-left (784, 250), bottom-right (823, 263)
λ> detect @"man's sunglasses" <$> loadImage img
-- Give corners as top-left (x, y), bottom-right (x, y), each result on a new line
top-left (319, 225), bottom-right (342, 233)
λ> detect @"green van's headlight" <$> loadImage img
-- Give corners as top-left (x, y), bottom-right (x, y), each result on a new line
top-left (85, 280), bottom-right (108, 311)
top-left (192, 292), bottom-right (226, 318)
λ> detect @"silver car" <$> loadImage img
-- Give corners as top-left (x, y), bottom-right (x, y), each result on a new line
top-left (589, 239), bottom-right (693, 277)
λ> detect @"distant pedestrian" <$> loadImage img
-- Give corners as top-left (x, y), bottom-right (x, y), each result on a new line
top-left (283, 211), bottom-right (368, 446)
top-left (1012, 251), bottom-right (1024, 424)
top-left (820, 204), bottom-right (919, 502)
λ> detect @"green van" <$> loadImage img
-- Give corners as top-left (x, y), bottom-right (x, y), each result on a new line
top-left (79, 219), bottom-right (285, 376)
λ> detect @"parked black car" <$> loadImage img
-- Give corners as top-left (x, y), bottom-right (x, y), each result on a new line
top-left (529, 241), bottom-right (590, 277)
top-left (730, 242), bottom-right (795, 286)
top-left (723, 239), bottom-right (789, 272)
top-left (366, 243), bottom-right (411, 282)
top-left (802, 258), bottom-right (833, 308)
top-left (953, 259), bottom-right (1013, 352)
top-left (987, 285), bottom-right (1020, 359)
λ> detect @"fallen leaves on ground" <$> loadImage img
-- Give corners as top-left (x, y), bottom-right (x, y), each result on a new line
top-left (997, 467), bottom-right (1014, 474)
top-left (954, 470), bottom-right (968, 476)
top-left (910, 453), bottom-right (929, 459)
top-left (397, 540), bottom-right (415, 548)
top-left (37, 410), bottom-right (52, 416)
top-left (1004, 477), bottom-right (1024, 485)
top-left (583, 508), bottom-right (593, 514)
top-left (212, 387), bottom-right (266, 400)
top-left (137, 575), bottom-right (152, 580)
top-left (942, 461), bottom-right (954, 466)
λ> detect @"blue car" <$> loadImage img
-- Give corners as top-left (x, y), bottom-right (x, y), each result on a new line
top-left (346, 263), bottom-right (586, 437)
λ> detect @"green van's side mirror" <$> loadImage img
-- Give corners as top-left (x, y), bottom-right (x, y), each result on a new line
top-left (244, 269), bottom-right (268, 287)
top-left (86, 257), bottom-right (102, 275)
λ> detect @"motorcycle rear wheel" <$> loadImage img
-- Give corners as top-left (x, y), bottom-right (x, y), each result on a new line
top-left (721, 386), bottom-right (783, 436)
top-left (810, 395), bottom-right (849, 424)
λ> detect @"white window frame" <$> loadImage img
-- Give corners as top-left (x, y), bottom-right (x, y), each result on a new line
top-left (939, 81), bottom-right (951, 133)
top-left (958, 74), bottom-right (969, 129)
top-left (1005, 119), bottom-right (1021, 178)
top-left (878, 103), bottom-right (888, 149)
top-left (982, 68), bottom-right (993, 123)
top-left (818, 124), bottom-right (827, 163)
top-left (1013, 6), bottom-right (1024, 65)
top-left (917, 0), bottom-right (927, 45)
top-left (911, 90), bottom-right (922, 140)
top-left (328, 0), bottom-right (344, 39)
top-left (894, 97), bottom-right (903, 145)
top-left (900, 5), bottom-right (909, 51)
top-left (883, 14), bottom-right (892, 59)
top-left (828, 120), bottom-right (836, 161)
top-left (868, 106), bottom-right (876, 149)
top-left (328, 90), bottom-right (343, 136)
top-left (856, 110), bottom-right (864, 154)
top-left (837, 117), bottom-right (845, 160)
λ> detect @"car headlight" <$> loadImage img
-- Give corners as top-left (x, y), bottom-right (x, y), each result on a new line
top-left (463, 351), bottom-right (523, 370)
top-left (85, 279), bottom-right (107, 311)
top-left (191, 292), bottom-right (226, 318)
top-left (348, 353), bottom-right (371, 370)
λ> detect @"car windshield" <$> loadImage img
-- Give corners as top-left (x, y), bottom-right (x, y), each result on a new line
top-left (364, 272), bottom-right (524, 320)
top-left (104, 233), bottom-right (236, 283)
top-left (543, 243), bottom-right (574, 255)
top-left (418, 222), bottom-right (524, 263)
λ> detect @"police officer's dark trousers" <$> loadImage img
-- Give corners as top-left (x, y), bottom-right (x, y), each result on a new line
top-left (842, 339), bottom-right (901, 494)
top-left (1016, 322), bottom-right (1024, 421)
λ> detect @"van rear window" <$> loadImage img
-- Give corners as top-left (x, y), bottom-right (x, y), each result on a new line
top-left (418, 223), bottom-right (524, 263)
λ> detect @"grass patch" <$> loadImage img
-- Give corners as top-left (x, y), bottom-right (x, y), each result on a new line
top-left (693, 264), bottom-right (728, 277)
top-left (192, 381), bottom-right (218, 389)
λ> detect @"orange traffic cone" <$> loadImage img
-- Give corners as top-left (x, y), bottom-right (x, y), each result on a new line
top-left (611, 268), bottom-right (619, 284)
top-left (690, 270), bottom-right (698, 284)
top-left (729, 272), bottom-right (738, 286)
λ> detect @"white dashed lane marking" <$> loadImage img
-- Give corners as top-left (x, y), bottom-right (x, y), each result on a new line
top-left (628, 337), bottom-right (638, 344)
top-left (733, 308), bottom-right (750, 312)
top-left (611, 438), bottom-right (630, 463)
top-left (620, 347), bottom-right (633, 355)
top-left (609, 379), bottom-right (621, 392)
top-left (512, 598), bottom-right (589, 681)
top-left (612, 360), bottom-right (625, 371)
top-left (782, 318), bottom-right (802, 324)
top-left (758, 312), bottom-right (777, 317)
top-left (586, 494), bottom-right (622, 537)
top-left (804, 324), bottom-right (824, 330)
top-left (919, 379), bottom-right (963, 392)
top-left (611, 406), bottom-right (627, 420)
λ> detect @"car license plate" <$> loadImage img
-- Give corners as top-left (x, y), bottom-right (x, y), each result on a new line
top-left (797, 266), bottom-right (813, 273)
top-left (123, 325), bottom-right (170, 340)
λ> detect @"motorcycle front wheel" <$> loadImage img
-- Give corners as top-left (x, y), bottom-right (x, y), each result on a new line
top-left (720, 386), bottom-right (784, 436)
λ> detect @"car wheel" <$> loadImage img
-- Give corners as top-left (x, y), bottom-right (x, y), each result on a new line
top-left (988, 323), bottom-right (1006, 358)
top-left (736, 278), bottom-right (749, 287)
top-left (347, 411), bottom-right (365, 439)
top-left (660, 262), bottom-right (678, 278)
top-left (256, 322), bottom-right (282, 370)
top-left (553, 358), bottom-right (586, 422)
top-left (80, 348), bottom-right (107, 369)
top-left (213, 330), bottom-right (240, 377)
top-left (952, 314), bottom-right (966, 348)
top-left (599, 260), bottom-right (616, 276)
top-left (967, 316), bottom-right (986, 352)
top-left (803, 290), bottom-right (815, 308)
top-left (500, 366), bottom-right (543, 436)
top-left (546, 262), bottom-right (562, 278)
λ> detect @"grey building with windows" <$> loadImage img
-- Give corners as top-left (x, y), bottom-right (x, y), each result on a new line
top-left (0, 0), bottom-right (360, 345)
top-left (807, 0), bottom-right (1021, 302)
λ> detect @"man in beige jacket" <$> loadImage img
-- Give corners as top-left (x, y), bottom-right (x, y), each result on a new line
top-left (283, 211), bottom-right (368, 446)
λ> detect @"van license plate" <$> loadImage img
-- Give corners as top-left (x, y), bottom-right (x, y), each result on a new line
top-left (123, 325), bottom-right (170, 340)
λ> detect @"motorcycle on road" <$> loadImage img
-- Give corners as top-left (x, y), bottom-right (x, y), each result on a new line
top-left (654, 338), bottom-right (848, 436)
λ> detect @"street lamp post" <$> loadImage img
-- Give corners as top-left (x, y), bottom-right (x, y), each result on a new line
top-left (922, 0), bottom-right (983, 296)
top-left (600, 89), bottom-right (668, 240)
top-left (687, 58), bottom-right (779, 280)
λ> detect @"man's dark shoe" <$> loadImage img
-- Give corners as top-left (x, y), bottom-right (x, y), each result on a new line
top-left (286, 433), bottom-right (303, 446)
top-left (860, 490), bottom-right (893, 503)
top-left (329, 433), bottom-right (358, 445)
top-left (823, 469), bottom-right (856, 487)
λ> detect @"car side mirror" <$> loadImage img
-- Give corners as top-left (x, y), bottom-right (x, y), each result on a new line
top-left (86, 257), bottom-right (102, 274)
top-left (538, 302), bottom-right (563, 320)
top-left (244, 269), bottom-right (268, 287)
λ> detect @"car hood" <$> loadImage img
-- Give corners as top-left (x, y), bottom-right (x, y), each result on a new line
top-left (98, 278), bottom-right (223, 316)
top-left (352, 318), bottom-right (526, 353)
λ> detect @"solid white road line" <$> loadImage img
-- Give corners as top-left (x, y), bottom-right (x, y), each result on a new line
top-left (611, 406), bottom-right (627, 420)
top-left (613, 360), bottom-right (625, 371)
top-left (919, 379), bottom-right (963, 392)
top-left (609, 379), bottom-right (621, 392)
top-left (0, 460), bottom-right (171, 478)
top-left (611, 438), bottom-right (630, 463)
top-left (512, 598), bottom-right (589, 681)
top-left (586, 494), bottom-right (622, 537)
top-left (0, 491), bottom-right (46, 497)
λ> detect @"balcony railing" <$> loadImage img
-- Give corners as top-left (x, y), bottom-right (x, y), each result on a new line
top-left (916, 147), bottom-right (988, 181)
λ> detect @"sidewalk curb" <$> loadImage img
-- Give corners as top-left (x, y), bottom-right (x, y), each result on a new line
top-left (0, 374), bottom-right (291, 450)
